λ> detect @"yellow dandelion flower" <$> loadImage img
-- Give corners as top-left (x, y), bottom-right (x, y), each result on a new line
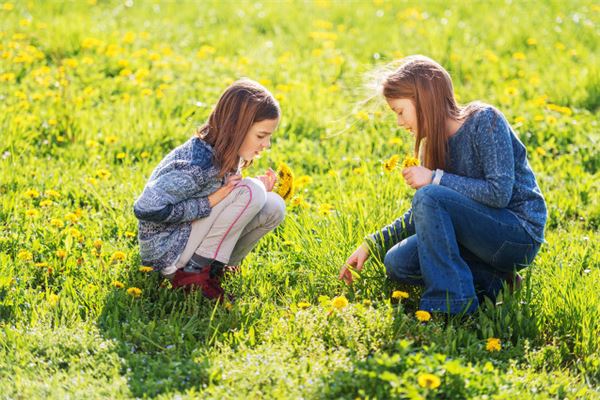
top-left (417, 373), bottom-right (441, 389)
top-left (93, 239), bottom-right (103, 249)
top-left (39, 199), bottom-right (52, 207)
top-left (224, 301), bottom-right (234, 311)
top-left (355, 110), bottom-right (369, 121)
top-left (127, 287), bottom-right (142, 298)
top-left (125, 231), bottom-right (136, 238)
top-left (486, 337), bottom-right (502, 352)
top-left (96, 169), bottom-right (111, 179)
top-left (25, 209), bottom-right (39, 218)
top-left (383, 155), bottom-right (400, 172)
top-left (86, 177), bottom-right (98, 185)
top-left (317, 203), bottom-right (334, 216)
top-left (295, 175), bottom-right (313, 189)
top-left (514, 116), bottom-right (526, 124)
top-left (290, 195), bottom-right (310, 209)
top-left (526, 38), bottom-right (538, 46)
top-left (274, 162), bottom-right (294, 200)
top-left (24, 189), bottom-right (40, 198)
top-left (140, 151), bottom-right (150, 159)
top-left (111, 251), bottom-right (127, 262)
top-left (2, 2), bottom-right (14, 11)
top-left (48, 293), bottom-right (59, 306)
top-left (116, 152), bottom-right (126, 159)
top-left (353, 166), bottom-right (366, 175)
top-left (64, 212), bottom-right (78, 223)
top-left (402, 155), bottom-right (419, 168)
top-left (512, 52), bottom-right (526, 61)
top-left (535, 147), bottom-right (547, 156)
top-left (105, 135), bottom-right (118, 144)
top-left (331, 295), bottom-right (349, 310)
top-left (50, 218), bottom-right (64, 228)
top-left (34, 261), bottom-right (48, 268)
top-left (546, 116), bottom-right (557, 125)
top-left (112, 280), bottom-right (125, 288)
top-left (67, 228), bottom-right (82, 239)
top-left (297, 301), bottom-right (311, 309)
top-left (17, 250), bottom-right (33, 261)
top-left (415, 310), bottom-right (431, 322)
top-left (196, 45), bottom-right (216, 59)
top-left (138, 266), bottom-right (153, 273)
top-left (388, 137), bottom-right (403, 145)
top-left (55, 249), bottom-right (67, 259)
top-left (392, 290), bottom-right (409, 299)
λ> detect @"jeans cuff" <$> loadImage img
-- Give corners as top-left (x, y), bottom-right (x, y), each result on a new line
top-left (420, 296), bottom-right (479, 315)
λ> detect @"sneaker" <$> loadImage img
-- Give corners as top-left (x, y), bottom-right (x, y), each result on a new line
top-left (171, 267), bottom-right (224, 300)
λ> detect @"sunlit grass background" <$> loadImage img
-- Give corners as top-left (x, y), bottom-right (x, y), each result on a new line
top-left (1, 0), bottom-right (599, 398)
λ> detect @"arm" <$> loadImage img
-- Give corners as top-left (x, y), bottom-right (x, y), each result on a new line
top-left (439, 108), bottom-right (515, 208)
top-left (133, 165), bottom-right (212, 224)
top-left (367, 208), bottom-right (414, 253)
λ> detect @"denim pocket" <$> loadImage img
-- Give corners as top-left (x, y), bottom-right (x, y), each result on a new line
top-left (491, 241), bottom-right (538, 271)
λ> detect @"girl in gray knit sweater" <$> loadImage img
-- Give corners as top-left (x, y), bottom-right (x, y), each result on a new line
top-left (339, 56), bottom-right (547, 315)
top-left (134, 79), bottom-right (286, 300)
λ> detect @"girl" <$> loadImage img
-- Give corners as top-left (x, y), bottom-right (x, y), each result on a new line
top-left (339, 56), bottom-right (547, 315)
top-left (134, 78), bottom-right (286, 300)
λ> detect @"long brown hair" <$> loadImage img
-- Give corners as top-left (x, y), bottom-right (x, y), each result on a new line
top-left (382, 55), bottom-right (482, 170)
top-left (196, 78), bottom-right (280, 177)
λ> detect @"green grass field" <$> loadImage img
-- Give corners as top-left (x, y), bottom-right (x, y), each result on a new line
top-left (1, 0), bottom-right (599, 398)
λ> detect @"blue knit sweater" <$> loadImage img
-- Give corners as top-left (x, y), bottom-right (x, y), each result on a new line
top-left (133, 137), bottom-right (224, 271)
top-left (370, 105), bottom-right (547, 250)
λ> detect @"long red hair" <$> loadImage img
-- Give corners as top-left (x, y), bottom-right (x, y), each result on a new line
top-left (197, 78), bottom-right (280, 177)
top-left (383, 55), bottom-right (483, 170)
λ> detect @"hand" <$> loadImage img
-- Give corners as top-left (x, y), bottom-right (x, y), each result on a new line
top-left (256, 168), bottom-right (277, 192)
top-left (402, 166), bottom-right (433, 189)
top-left (339, 243), bottom-right (370, 285)
top-left (208, 174), bottom-right (242, 207)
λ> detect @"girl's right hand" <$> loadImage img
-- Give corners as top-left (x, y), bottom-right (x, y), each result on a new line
top-left (339, 243), bottom-right (370, 285)
top-left (208, 174), bottom-right (242, 207)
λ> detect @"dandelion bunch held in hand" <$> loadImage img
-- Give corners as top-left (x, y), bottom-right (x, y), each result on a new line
top-left (274, 162), bottom-right (294, 200)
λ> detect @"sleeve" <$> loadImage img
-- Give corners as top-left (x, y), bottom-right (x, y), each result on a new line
top-left (439, 108), bottom-right (515, 208)
top-left (133, 163), bottom-right (213, 224)
top-left (366, 208), bottom-right (414, 255)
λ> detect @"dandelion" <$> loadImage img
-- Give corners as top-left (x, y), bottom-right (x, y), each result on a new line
top-left (355, 111), bottom-right (370, 121)
top-left (111, 251), bottom-right (127, 262)
top-left (2, 2), bottom-right (14, 11)
top-left (383, 155), bottom-right (400, 172)
top-left (402, 155), bottom-right (419, 168)
top-left (24, 189), bottom-right (40, 198)
top-left (546, 116), bottom-right (557, 125)
top-left (535, 147), bottom-right (547, 156)
top-left (196, 45), bottom-right (216, 59)
top-left (39, 200), bottom-right (52, 207)
top-left (290, 195), bottom-right (309, 209)
top-left (64, 212), bottom-right (78, 223)
top-left (138, 266), bottom-right (153, 273)
top-left (34, 262), bottom-right (48, 268)
top-left (140, 151), bottom-right (150, 159)
top-left (417, 373), bottom-right (441, 389)
top-left (331, 295), bottom-right (349, 310)
top-left (116, 152), bottom-right (126, 160)
top-left (512, 52), bottom-right (526, 61)
top-left (275, 162), bottom-right (294, 200)
top-left (50, 218), bottom-right (64, 228)
top-left (126, 287), bottom-right (142, 298)
top-left (48, 293), bottom-right (59, 306)
top-left (415, 310), bottom-right (431, 322)
top-left (526, 38), bottom-right (538, 46)
top-left (224, 301), bottom-right (234, 311)
top-left (105, 135), bottom-right (118, 144)
top-left (112, 281), bottom-right (125, 288)
top-left (96, 169), bottom-right (111, 179)
top-left (67, 228), bottom-right (82, 239)
top-left (353, 166), bottom-right (366, 175)
top-left (17, 250), bottom-right (33, 261)
top-left (317, 203), bottom-right (334, 216)
top-left (25, 209), bottom-right (39, 218)
top-left (392, 290), bottom-right (409, 300)
top-left (295, 175), bottom-right (313, 188)
top-left (55, 249), bottom-right (67, 259)
top-left (388, 137), bottom-right (403, 145)
top-left (297, 301), bottom-right (311, 309)
top-left (124, 231), bottom-right (136, 238)
top-left (93, 239), bottom-right (103, 249)
top-left (514, 116), bottom-right (526, 124)
top-left (486, 337), bottom-right (502, 352)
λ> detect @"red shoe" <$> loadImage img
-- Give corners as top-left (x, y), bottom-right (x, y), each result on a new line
top-left (171, 268), bottom-right (224, 300)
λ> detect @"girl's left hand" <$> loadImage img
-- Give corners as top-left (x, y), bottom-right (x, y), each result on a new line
top-left (256, 168), bottom-right (277, 191)
top-left (402, 166), bottom-right (433, 189)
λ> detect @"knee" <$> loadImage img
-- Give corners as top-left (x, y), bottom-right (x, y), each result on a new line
top-left (235, 178), bottom-right (268, 213)
top-left (412, 185), bottom-right (445, 212)
top-left (261, 192), bottom-right (286, 227)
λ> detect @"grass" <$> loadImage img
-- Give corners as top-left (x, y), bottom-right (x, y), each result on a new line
top-left (0, 0), bottom-right (599, 398)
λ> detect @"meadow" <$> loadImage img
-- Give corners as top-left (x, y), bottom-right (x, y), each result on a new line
top-left (0, 0), bottom-right (599, 398)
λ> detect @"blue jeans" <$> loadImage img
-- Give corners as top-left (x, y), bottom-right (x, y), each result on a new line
top-left (384, 185), bottom-right (540, 314)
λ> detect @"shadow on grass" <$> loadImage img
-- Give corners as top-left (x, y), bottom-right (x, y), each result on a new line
top-left (96, 273), bottom-right (218, 398)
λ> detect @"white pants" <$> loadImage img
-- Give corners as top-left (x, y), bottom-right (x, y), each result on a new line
top-left (162, 178), bottom-right (286, 276)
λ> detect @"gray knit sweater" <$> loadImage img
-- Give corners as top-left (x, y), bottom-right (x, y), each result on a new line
top-left (370, 105), bottom-right (547, 250)
top-left (133, 137), bottom-right (224, 271)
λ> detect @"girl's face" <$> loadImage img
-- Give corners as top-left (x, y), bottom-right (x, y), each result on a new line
top-left (387, 97), bottom-right (417, 134)
top-left (238, 118), bottom-right (279, 161)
